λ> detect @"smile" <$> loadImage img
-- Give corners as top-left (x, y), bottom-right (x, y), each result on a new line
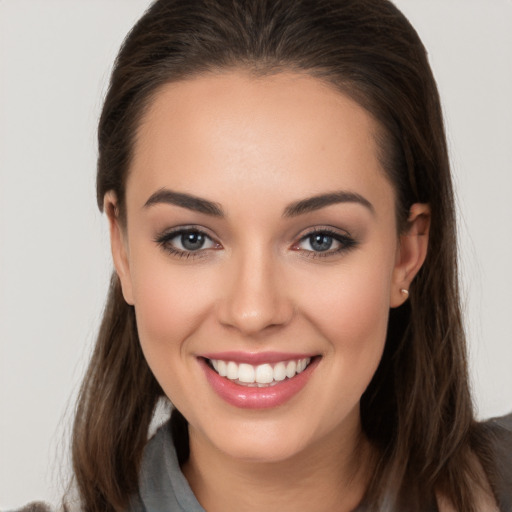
top-left (208, 358), bottom-right (312, 387)
top-left (199, 353), bottom-right (320, 409)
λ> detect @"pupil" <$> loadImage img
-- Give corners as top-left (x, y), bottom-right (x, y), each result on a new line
top-left (310, 234), bottom-right (333, 252)
top-left (181, 232), bottom-right (204, 251)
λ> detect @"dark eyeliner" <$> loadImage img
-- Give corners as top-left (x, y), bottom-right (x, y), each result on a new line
top-left (296, 228), bottom-right (358, 258)
top-left (154, 227), bottom-right (214, 259)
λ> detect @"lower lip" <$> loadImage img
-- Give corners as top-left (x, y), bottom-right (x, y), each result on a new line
top-left (200, 358), bottom-right (319, 409)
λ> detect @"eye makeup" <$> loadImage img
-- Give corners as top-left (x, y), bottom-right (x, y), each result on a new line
top-left (154, 223), bottom-right (358, 261)
top-left (291, 227), bottom-right (358, 259)
top-left (154, 226), bottom-right (221, 260)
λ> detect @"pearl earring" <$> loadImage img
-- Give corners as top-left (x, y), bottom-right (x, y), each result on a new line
top-left (400, 288), bottom-right (409, 298)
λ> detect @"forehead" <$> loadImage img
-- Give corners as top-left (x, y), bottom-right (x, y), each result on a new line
top-left (128, 71), bottom-right (394, 214)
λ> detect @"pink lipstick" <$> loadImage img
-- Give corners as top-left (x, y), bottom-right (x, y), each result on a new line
top-left (199, 353), bottom-right (319, 409)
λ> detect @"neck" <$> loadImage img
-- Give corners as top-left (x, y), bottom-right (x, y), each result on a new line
top-left (182, 417), bottom-right (374, 512)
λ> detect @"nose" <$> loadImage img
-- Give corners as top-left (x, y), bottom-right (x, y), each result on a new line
top-left (216, 248), bottom-right (294, 336)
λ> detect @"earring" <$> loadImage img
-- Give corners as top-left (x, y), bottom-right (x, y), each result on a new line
top-left (400, 288), bottom-right (409, 298)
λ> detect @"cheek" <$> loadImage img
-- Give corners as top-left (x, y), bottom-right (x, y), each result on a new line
top-left (128, 248), bottom-right (215, 367)
top-left (300, 257), bottom-right (393, 340)
top-left (295, 253), bottom-right (394, 389)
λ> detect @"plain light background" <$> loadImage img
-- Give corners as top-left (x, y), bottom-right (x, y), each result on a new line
top-left (1, 0), bottom-right (511, 508)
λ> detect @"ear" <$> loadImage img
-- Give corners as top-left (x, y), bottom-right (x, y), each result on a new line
top-left (390, 203), bottom-right (431, 308)
top-left (104, 192), bottom-right (134, 305)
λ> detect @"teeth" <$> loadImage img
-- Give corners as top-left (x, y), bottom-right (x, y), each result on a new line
top-left (255, 364), bottom-right (273, 384)
top-left (285, 360), bottom-right (297, 378)
top-left (209, 357), bottom-right (311, 385)
top-left (226, 361), bottom-right (238, 380)
top-left (238, 363), bottom-right (255, 383)
top-left (273, 362), bottom-right (287, 381)
top-left (217, 360), bottom-right (227, 377)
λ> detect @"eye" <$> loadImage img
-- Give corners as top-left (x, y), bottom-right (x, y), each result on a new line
top-left (174, 231), bottom-right (214, 251)
top-left (293, 228), bottom-right (357, 257)
top-left (155, 227), bottom-right (220, 257)
top-left (302, 233), bottom-right (336, 252)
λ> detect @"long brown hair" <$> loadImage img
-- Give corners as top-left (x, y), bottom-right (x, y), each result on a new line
top-left (71, 1), bottom-right (495, 510)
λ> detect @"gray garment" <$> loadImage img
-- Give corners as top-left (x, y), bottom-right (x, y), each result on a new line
top-left (487, 414), bottom-right (512, 511)
top-left (130, 415), bottom-right (512, 512)
top-left (127, 426), bottom-right (385, 511)
top-left (128, 422), bottom-right (410, 512)
top-left (8, 415), bottom-right (511, 512)
top-left (129, 423), bottom-right (204, 512)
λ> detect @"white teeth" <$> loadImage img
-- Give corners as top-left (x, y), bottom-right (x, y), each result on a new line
top-left (217, 360), bottom-right (227, 377)
top-left (273, 362), bottom-right (287, 381)
top-left (285, 360), bottom-right (297, 378)
top-left (226, 361), bottom-right (238, 380)
top-left (255, 364), bottom-right (274, 384)
top-left (238, 363), bottom-right (255, 383)
top-left (209, 357), bottom-right (311, 385)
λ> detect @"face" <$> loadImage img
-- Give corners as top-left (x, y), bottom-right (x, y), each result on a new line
top-left (107, 71), bottom-right (428, 465)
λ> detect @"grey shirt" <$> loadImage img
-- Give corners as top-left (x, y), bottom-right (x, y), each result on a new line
top-left (128, 421), bottom-right (203, 512)
top-left (12, 415), bottom-right (511, 512)
top-left (127, 414), bottom-right (512, 512)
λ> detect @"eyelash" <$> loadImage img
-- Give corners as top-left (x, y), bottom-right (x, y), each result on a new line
top-left (154, 227), bottom-right (220, 260)
top-left (292, 228), bottom-right (358, 258)
top-left (154, 226), bottom-right (358, 260)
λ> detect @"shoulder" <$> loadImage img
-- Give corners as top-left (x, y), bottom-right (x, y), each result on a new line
top-left (4, 503), bottom-right (55, 512)
top-left (4, 485), bottom-right (81, 512)
top-left (486, 412), bottom-right (512, 432)
top-left (483, 411), bottom-right (512, 462)
top-left (480, 412), bottom-right (512, 511)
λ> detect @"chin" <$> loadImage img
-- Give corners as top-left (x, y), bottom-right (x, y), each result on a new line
top-left (191, 411), bottom-right (327, 464)
top-left (218, 433), bottom-right (312, 464)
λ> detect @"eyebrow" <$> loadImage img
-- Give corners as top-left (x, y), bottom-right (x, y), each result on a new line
top-left (143, 188), bottom-right (374, 218)
top-left (283, 191), bottom-right (375, 217)
top-left (143, 188), bottom-right (224, 216)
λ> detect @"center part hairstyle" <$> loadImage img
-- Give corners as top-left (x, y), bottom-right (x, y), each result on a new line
top-left (71, 1), bottom-right (494, 511)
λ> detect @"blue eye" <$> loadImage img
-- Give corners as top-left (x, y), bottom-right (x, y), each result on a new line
top-left (305, 233), bottom-right (335, 252)
top-left (178, 231), bottom-right (209, 251)
top-left (155, 228), bottom-right (218, 257)
top-left (295, 229), bottom-right (357, 256)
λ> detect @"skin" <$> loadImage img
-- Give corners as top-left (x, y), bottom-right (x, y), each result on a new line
top-left (106, 71), bottom-right (430, 512)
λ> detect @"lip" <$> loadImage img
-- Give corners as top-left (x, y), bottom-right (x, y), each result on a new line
top-left (199, 354), bottom-right (320, 409)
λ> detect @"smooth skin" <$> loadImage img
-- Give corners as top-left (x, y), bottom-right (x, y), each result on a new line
top-left (106, 71), bottom-right (430, 512)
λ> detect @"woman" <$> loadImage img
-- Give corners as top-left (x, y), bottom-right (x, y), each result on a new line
top-left (15, 0), bottom-right (511, 511)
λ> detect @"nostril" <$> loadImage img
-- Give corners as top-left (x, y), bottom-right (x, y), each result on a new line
top-left (218, 303), bottom-right (294, 335)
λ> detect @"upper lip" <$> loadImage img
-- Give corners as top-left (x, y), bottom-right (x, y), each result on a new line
top-left (200, 351), bottom-right (318, 365)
